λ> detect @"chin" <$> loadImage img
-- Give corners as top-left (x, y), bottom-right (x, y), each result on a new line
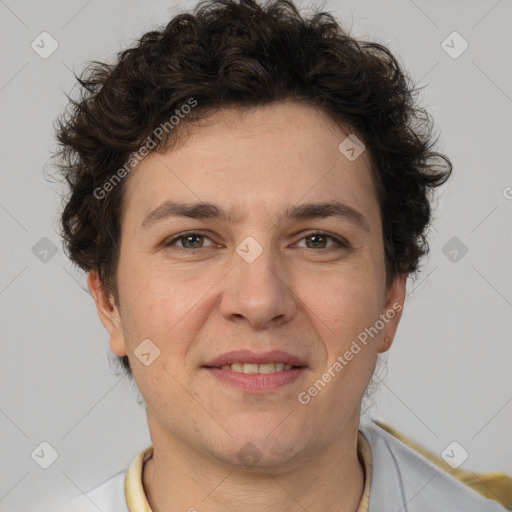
top-left (214, 429), bottom-right (307, 469)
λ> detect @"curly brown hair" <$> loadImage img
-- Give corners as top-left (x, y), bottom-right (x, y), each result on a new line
top-left (53, 0), bottom-right (452, 378)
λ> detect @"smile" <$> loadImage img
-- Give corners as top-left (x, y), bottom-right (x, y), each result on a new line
top-left (216, 362), bottom-right (297, 373)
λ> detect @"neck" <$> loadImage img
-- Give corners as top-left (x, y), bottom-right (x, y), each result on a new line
top-left (142, 414), bottom-right (365, 512)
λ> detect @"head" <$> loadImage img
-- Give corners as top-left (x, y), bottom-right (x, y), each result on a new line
top-left (55, 0), bottom-right (451, 465)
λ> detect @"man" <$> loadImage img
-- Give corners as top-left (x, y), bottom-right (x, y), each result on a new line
top-left (53, 0), bottom-right (507, 510)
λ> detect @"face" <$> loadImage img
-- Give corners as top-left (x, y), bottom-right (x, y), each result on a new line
top-left (90, 100), bottom-right (405, 468)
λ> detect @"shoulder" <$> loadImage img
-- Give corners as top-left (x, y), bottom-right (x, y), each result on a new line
top-left (359, 421), bottom-right (507, 512)
top-left (54, 471), bottom-right (127, 512)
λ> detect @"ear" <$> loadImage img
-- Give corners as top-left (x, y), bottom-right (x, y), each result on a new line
top-left (377, 273), bottom-right (407, 353)
top-left (87, 270), bottom-right (127, 357)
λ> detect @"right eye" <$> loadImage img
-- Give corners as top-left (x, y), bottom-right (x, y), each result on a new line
top-left (163, 231), bottom-right (217, 252)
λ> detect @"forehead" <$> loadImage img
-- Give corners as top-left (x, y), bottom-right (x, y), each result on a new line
top-left (122, 101), bottom-right (379, 230)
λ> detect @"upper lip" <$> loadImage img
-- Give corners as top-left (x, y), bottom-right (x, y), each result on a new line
top-left (203, 349), bottom-right (308, 368)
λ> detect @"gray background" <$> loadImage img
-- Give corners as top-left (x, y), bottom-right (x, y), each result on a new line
top-left (1, 0), bottom-right (511, 510)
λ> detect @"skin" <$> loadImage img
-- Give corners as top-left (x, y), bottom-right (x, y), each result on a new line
top-left (89, 100), bottom-right (406, 512)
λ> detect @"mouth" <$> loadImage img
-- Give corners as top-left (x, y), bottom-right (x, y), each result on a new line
top-left (203, 349), bottom-right (308, 369)
top-left (202, 350), bottom-right (308, 392)
top-left (205, 362), bottom-right (303, 373)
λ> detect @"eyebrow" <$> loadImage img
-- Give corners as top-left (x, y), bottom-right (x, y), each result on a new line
top-left (140, 200), bottom-right (370, 233)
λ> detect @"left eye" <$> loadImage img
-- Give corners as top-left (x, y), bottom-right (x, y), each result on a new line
top-left (164, 232), bottom-right (215, 250)
top-left (296, 233), bottom-right (346, 250)
top-left (164, 232), bottom-right (347, 251)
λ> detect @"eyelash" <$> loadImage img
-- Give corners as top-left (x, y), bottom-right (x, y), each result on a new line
top-left (163, 231), bottom-right (349, 253)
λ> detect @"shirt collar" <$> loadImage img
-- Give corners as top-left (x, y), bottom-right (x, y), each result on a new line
top-left (125, 432), bottom-right (372, 512)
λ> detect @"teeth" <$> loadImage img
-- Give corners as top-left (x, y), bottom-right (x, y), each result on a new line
top-left (244, 363), bottom-right (259, 374)
top-left (218, 362), bottom-right (295, 373)
top-left (258, 363), bottom-right (275, 373)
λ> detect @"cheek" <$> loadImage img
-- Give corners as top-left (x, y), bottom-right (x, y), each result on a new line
top-left (115, 258), bottom-right (177, 345)
top-left (117, 258), bottom-right (219, 363)
top-left (301, 264), bottom-right (382, 337)
top-left (300, 264), bottom-right (384, 395)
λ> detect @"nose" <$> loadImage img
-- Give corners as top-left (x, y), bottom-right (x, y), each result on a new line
top-left (219, 237), bottom-right (298, 330)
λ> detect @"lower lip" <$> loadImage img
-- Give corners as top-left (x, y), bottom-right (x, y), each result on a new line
top-left (203, 367), bottom-right (307, 392)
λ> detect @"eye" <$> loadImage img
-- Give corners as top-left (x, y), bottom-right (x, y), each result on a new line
top-left (163, 231), bottom-right (349, 252)
top-left (163, 232), bottom-right (216, 251)
top-left (295, 232), bottom-right (348, 250)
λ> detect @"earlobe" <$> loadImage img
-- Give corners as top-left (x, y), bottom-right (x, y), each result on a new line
top-left (377, 273), bottom-right (407, 353)
top-left (380, 337), bottom-right (392, 351)
top-left (87, 270), bottom-right (128, 357)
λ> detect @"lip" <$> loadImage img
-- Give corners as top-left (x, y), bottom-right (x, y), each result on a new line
top-left (204, 366), bottom-right (307, 392)
top-left (203, 349), bottom-right (308, 368)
